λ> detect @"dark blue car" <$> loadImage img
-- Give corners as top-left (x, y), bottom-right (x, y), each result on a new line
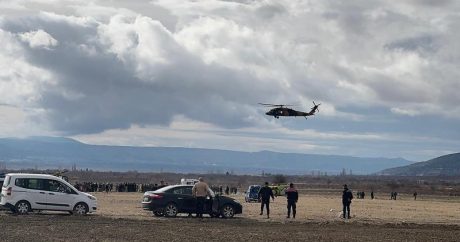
top-left (142, 185), bottom-right (242, 218)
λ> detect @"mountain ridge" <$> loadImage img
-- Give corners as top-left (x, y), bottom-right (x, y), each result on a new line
top-left (379, 152), bottom-right (460, 176)
top-left (0, 136), bottom-right (413, 175)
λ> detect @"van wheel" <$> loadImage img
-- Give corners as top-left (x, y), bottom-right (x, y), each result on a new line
top-left (73, 202), bottom-right (89, 215)
top-left (15, 200), bottom-right (31, 215)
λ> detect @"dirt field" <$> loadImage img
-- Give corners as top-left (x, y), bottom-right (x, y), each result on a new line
top-left (1, 192), bottom-right (460, 241)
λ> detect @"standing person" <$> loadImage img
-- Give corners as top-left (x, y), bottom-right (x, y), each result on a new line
top-left (285, 183), bottom-right (298, 219)
top-left (371, 191), bottom-right (374, 200)
top-left (158, 180), bottom-right (166, 189)
top-left (258, 182), bottom-right (275, 218)
top-left (192, 177), bottom-right (211, 218)
top-left (342, 184), bottom-right (353, 219)
top-left (413, 191), bottom-right (417, 200)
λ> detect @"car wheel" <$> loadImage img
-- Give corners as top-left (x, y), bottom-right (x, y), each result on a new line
top-left (15, 200), bottom-right (31, 215)
top-left (164, 203), bottom-right (178, 217)
top-left (221, 204), bottom-right (235, 218)
top-left (153, 210), bottom-right (164, 217)
top-left (73, 202), bottom-right (89, 215)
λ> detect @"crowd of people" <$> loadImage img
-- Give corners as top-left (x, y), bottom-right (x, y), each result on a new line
top-left (72, 180), bottom-right (237, 194)
top-left (73, 181), bottom-right (170, 193)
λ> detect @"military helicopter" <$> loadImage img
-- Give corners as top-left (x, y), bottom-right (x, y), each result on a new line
top-left (259, 101), bottom-right (320, 119)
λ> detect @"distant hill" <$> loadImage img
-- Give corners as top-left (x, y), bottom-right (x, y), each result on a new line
top-left (0, 136), bottom-right (413, 175)
top-left (379, 153), bottom-right (460, 176)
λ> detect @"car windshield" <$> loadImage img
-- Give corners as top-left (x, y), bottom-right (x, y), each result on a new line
top-left (250, 186), bottom-right (260, 193)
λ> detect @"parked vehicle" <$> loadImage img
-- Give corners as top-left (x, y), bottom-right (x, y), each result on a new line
top-left (180, 178), bottom-right (199, 185)
top-left (0, 173), bottom-right (97, 215)
top-left (245, 185), bottom-right (261, 202)
top-left (142, 185), bottom-right (242, 218)
top-left (0, 174), bottom-right (5, 187)
top-left (0, 174), bottom-right (4, 210)
top-left (269, 184), bottom-right (288, 197)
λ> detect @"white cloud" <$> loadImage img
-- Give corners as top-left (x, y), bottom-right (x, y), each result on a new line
top-left (19, 29), bottom-right (58, 49)
top-left (391, 107), bottom-right (421, 117)
top-left (0, 29), bottom-right (54, 106)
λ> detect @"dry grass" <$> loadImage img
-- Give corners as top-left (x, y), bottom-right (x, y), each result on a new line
top-left (95, 190), bottom-right (460, 225)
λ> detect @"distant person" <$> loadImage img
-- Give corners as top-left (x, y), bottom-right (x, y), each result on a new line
top-left (192, 177), bottom-right (211, 218)
top-left (258, 182), bottom-right (275, 218)
top-left (285, 183), bottom-right (298, 219)
top-left (390, 192), bottom-right (394, 200)
top-left (219, 185), bottom-right (223, 195)
top-left (225, 186), bottom-right (230, 195)
top-left (342, 184), bottom-right (353, 219)
top-left (393, 192), bottom-right (398, 200)
top-left (158, 180), bottom-right (166, 189)
top-left (362, 191), bottom-right (365, 199)
top-left (371, 191), bottom-right (374, 200)
top-left (413, 191), bottom-right (417, 200)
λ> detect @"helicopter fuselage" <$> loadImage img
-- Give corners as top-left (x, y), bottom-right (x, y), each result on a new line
top-left (260, 101), bottom-right (320, 119)
top-left (266, 107), bottom-right (310, 119)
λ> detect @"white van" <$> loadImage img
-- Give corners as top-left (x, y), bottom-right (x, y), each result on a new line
top-left (180, 178), bottom-right (199, 185)
top-left (0, 173), bottom-right (97, 215)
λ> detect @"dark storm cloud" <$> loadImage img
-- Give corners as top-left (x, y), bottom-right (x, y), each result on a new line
top-left (385, 35), bottom-right (439, 54)
top-left (0, 13), bottom-right (280, 134)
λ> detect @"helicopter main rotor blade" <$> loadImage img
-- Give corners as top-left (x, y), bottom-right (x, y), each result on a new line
top-left (258, 103), bottom-right (279, 106)
top-left (258, 103), bottom-right (296, 107)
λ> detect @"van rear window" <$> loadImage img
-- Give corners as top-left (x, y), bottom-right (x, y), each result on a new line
top-left (15, 178), bottom-right (45, 190)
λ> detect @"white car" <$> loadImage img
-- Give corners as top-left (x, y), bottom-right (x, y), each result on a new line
top-left (0, 173), bottom-right (97, 215)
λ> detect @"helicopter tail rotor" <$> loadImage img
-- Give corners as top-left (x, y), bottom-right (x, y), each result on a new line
top-left (311, 101), bottom-right (321, 114)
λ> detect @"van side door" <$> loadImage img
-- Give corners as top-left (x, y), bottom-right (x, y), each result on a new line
top-left (45, 179), bottom-right (78, 211)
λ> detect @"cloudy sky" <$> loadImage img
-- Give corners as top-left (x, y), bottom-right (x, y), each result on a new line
top-left (1, 0), bottom-right (459, 161)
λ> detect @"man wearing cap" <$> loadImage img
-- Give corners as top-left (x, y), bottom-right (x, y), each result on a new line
top-left (258, 182), bottom-right (275, 218)
top-left (192, 177), bottom-right (211, 218)
top-left (342, 184), bottom-right (353, 219)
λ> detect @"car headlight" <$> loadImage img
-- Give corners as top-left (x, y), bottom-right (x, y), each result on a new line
top-left (87, 195), bottom-right (97, 200)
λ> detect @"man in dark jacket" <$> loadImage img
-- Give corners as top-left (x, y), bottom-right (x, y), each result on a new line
top-left (258, 182), bottom-right (275, 218)
top-left (342, 184), bottom-right (353, 219)
top-left (285, 183), bottom-right (298, 218)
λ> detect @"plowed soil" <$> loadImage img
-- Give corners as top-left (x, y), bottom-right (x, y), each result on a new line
top-left (1, 192), bottom-right (460, 241)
